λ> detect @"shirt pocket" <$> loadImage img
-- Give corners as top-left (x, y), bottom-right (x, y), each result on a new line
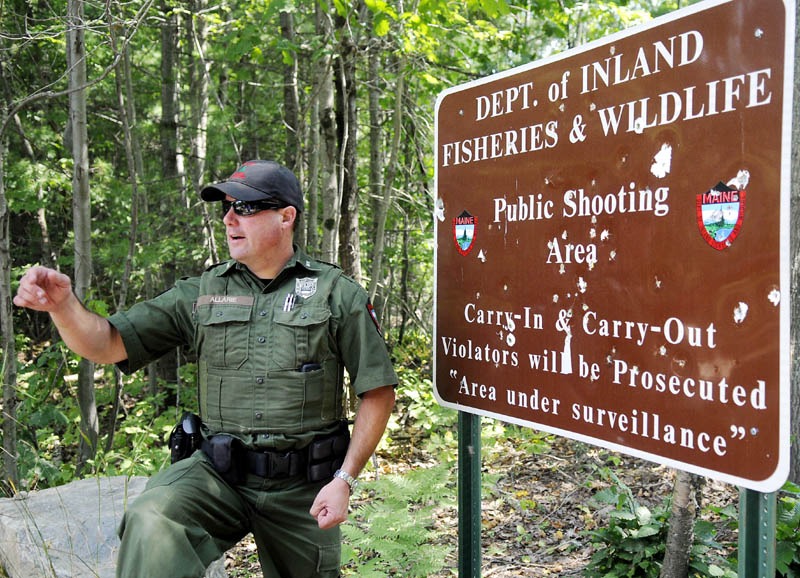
top-left (270, 305), bottom-right (331, 370)
top-left (196, 304), bottom-right (252, 369)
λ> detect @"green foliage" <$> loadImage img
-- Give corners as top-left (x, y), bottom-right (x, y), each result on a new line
top-left (345, 328), bottom-right (459, 576)
top-left (584, 469), bottom-right (669, 577)
top-left (714, 481), bottom-right (800, 577)
top-left (583, 468), bottom-right (736, 578)
top-left (500, 424), bottom-right (553, 456)
top-left (11, 343), bottom-right (76, 490)
top-left (775, 482), bottom-right (800, 577)
top-left (341, 463), bottom-right (454, 577)
top-left (394, 367), bottom-right (454, 433)
top-left (5, 337), bottom-right (194, 494)
top-left (689, 519), bottom-right (737, 578)
top-left (391, 330), bottom-right (455, 436)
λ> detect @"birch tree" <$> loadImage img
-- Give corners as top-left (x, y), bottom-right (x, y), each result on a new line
top-left (281, 9), bottom-right (304, 245)
top-left (160, 0), bottom-right (182, 194)
top-left (187, 0), bottom-right (217, 263)
top-left (306, 69), bottom-right (321, 254)
top-left (67, 0), bottom-right (99, 471)
top-left (104, 3), bottom-right (143, 450)
top-left (789, 12), bottom-right (799, 484)
top-left (0, 97), bottom-right (18, 489)
top-left (335, 4), bottom-right (362, 281)
top-left (368, 52), bottom-right (405, 322)
top-left (317, 3), bottom-right (340, 263)
top-left (659, 471), bottom-right (702, 578)
top-left (156, 0), bottom-right (183, 389)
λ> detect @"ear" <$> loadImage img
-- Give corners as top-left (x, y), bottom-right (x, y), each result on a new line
top-left (281, 206), bottom-right (297, 228)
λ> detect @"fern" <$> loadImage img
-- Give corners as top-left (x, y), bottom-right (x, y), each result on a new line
top-left (342, 463), bottom-right (454, 577)
top-left (775, 482), bottom-right (800, 576)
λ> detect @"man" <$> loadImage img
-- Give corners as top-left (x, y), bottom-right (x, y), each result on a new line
top-left (13, 160), bottom-right (397, 578)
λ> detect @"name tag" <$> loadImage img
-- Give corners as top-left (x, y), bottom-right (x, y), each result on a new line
top-left (196, 295), bottom-right (255, 307)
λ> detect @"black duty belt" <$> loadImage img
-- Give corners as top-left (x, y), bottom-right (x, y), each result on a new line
top-left (200, 422), bottom-right (350, 485)
top-left (246, 448), bottom-right (307, 478)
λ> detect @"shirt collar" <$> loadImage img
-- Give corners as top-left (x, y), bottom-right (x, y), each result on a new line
top-left (216, 245), bottom-right (322, 278)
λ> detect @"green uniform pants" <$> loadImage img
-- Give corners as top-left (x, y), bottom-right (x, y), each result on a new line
top-left (116, 452), bottom-right (341, 578)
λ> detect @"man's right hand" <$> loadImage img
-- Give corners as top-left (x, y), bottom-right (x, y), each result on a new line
top-left (13, 266), bottom-right (74, 313)
top-left (13, 266), bottom-right (127, 364)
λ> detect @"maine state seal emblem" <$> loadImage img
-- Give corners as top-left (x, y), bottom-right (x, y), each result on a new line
top-left (696, 182), bottom-right (746, 251)
top-left (453, 210), bottom-right (476, 256)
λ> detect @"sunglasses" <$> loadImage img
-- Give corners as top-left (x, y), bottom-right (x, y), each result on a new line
top-left (221, 198), bottom-right (288, 218)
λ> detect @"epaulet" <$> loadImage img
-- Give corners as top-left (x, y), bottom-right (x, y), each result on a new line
top-left (300, 255), bottom-right (341, 272)
top-left (319, 259), bottom-right (341, 270)
top-left (204, 261), bottom-right (229, 272)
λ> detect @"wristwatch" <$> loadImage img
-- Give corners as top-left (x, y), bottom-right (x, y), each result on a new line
top-left (333, 469), bottom-right (358, 491)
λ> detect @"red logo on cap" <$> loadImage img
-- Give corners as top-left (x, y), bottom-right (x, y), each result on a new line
top-left (231, 162), bottom-right (256, 180)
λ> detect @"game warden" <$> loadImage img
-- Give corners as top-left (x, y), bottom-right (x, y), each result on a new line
top-left (13, 160), bottom-right (398, 578)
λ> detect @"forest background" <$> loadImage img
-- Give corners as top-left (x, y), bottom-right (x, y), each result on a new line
top-left (1, 0), bottom-right (799, 576)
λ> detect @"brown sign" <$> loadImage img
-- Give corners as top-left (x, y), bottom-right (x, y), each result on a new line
top-left (433, 0), bottom-right (793, 491)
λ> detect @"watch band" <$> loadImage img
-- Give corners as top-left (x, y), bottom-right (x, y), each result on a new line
top-left (333, 469), bottom-right (358, 491)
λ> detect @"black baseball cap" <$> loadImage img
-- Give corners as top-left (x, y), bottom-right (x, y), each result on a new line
top-left (200, 160), bottom-right (303, 212)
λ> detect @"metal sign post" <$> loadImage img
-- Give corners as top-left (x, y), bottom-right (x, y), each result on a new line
top-left (432, 0), bottom-right (795, 574)
top-left (738, 489), bottom-right (777, 577)
top-left (458, 412), bottom-right (481, 578)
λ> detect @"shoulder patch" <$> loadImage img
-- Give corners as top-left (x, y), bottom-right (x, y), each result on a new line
top-left (367, 302), bottom-right (381, 333)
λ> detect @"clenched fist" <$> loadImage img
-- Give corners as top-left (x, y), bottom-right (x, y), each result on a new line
top-left (14, 266), bottom-right (74, 312)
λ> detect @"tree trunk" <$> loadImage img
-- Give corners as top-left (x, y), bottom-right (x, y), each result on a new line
top-left (368, 54), bottom-right (405, 322)
top-left (68, 0), bottom-right (98, 473)
top-left (105, 10), bottom-right (141, 452)
top-left (398, 212), bottom-right (410, 345)
top-left (280, 10), bottom-right (301, 180)
top-left (317, 3), bottom-right (339, 263)
top-left (336, 11), bottom-right (361, 281)
top-left (36, 187), bottom-right (55, 269)
top-left (156, 0), bottom-right (181, 390)
top-left (109, 25), bottom-right (139, 313)
top-left (789, 13), bottom-right (799, 484)
top-left (160, 0), bottom-right (180, 186)
top-left (367, 29), bottom-right (384, 260)
top-left (306, 78), bottom-right (321, 255)
top-left (187, 0), bottom-right (217, 263)
top-left (659, 470), bottom-right (702, 578)
top-left (280, 9), bottom-right (305, 246)
top-left (0, 104), bottom-right (19, 490)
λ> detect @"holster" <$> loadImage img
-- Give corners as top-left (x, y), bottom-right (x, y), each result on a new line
top-left (201, 435), bottom-right (248, 486)
top-left (168, 412), bottom-right (204, 464)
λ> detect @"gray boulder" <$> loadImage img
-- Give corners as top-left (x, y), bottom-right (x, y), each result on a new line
top-left (0, 476), bottom-right (227, 578)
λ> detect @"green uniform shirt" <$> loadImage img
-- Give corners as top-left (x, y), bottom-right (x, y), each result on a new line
top-left (108, 247), bottom-right (397, 450)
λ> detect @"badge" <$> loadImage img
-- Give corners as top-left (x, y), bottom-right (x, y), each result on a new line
top-left (696, 181), bottom-right (746, 250)
top-left (295, 277), bottom-right (318, 299)
top-left (453, 210), bottom-right (476, 256)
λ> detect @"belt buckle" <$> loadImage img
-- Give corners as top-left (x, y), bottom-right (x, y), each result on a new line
top-left (268, 451), bottom-right (291, 478)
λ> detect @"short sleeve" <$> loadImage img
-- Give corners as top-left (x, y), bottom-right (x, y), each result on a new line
top-left (108, 277), bottom-right (200, 374)
top-left (331, 276), bottom-right (398, 396)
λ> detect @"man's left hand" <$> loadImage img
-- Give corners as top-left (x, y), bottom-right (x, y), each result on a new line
top-left (309, 477), bottom-right (351, 529)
